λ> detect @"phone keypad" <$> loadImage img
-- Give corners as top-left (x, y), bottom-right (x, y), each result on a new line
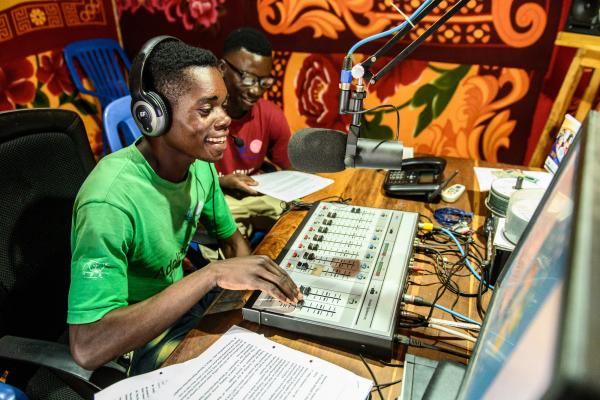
top-left (386, 170), bottom-right (417, 184)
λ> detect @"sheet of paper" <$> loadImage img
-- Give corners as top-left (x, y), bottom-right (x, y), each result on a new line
top-left (473, 167), bottom-right (552, 192)
top-left (251, 171), bottom-right (334, 202)
top-left (95, 361), bottom-right (187, 400)
top-left (165, 325), bottom-right (372, 400)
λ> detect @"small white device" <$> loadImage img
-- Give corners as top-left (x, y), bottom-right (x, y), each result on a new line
top-left (441, 183), bottom-right (465, 203)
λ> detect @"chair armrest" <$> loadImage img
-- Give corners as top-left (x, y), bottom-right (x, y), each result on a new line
top-left (0, 335), bottom-right (126, 391)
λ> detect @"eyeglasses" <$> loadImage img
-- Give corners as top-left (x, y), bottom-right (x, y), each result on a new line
top-left (223, 59), bottom-right (275, 89)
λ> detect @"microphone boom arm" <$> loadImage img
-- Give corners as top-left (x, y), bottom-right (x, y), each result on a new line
top-left (340, 0), bottom-right (469, 169)
top-left (370, 0), bottom-right (469, 84)
top-left (360, 0), bottom-right (444, 82)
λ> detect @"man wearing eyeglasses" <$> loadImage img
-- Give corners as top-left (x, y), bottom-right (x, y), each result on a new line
top-left (213, 27), bottom-right (292, 242)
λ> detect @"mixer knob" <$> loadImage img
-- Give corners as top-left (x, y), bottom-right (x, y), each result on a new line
top-left (361, 263), bottom-right (368, 270)
top-left (368, 244), bottom-right (375, 249)
top-left (308, 253), bottom-right (315, 260)
top-left (357, 273), bottom-right (366, 280)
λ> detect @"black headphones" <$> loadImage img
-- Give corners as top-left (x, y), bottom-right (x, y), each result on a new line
top-left (130, 35), bottom-right (181, 137)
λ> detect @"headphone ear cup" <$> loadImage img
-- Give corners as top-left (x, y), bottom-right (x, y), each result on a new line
top-left (132, 92), bottom-right (170, 137)
top-left (147, 91), bottom-right (170, 136)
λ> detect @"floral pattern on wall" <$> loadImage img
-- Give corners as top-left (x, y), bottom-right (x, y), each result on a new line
top-left (117, 0), bottom-right (563, 164)
top-left (1, 0), bottom-right (122, 157)
top-left (281, 51), bottom-right (529, 163)
top-left (116, 0), bottom-right (226, 30)
top-left (0, 52), bottom-right (102, 154)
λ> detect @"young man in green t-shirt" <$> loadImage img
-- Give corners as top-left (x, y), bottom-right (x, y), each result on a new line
top-left (67, 37), bottom-right (301, 376)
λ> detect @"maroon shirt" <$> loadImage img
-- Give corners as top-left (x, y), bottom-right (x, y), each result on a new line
top-left (215, 99), bottom-right (292, 176)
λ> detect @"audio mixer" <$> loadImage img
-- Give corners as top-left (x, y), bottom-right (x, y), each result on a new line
top-left (243, 202), bottom-right (419, 357)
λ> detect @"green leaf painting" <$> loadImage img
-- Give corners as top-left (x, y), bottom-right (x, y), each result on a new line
top-left (411, 64), bottom-right (470, 138)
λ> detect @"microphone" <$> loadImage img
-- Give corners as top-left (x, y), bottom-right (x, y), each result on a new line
top-left (288, 128), bottom-right (405, 173)
top-left (231, 135), bottom-right (244, 148)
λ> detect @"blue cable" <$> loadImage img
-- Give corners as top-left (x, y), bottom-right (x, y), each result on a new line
top-left (438, 227), bottom-right (494, 290)
top-left (433, 207), bottom-right (473, 227)
top-left (347, 0), bottom-right (436, 56)
top-left (433, 303), bottom-right (481, 326)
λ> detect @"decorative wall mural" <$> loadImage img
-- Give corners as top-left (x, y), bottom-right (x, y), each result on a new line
top-left (0, 0), bottom-right (121, 156)
top-left (116, 0), bottom-right (226, 30)
top-left (258, 0), bottom-right (548, 48)
top-left (120, 1), bottom-right (565, 163)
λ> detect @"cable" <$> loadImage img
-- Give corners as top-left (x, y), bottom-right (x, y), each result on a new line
top-left (346, 0), bottom-right (436, 56)
top-left (428, 323), bottom-right (477, 343)
top-left (373, 378), bottom-right (403, 391)
top-left (402, 294), bottom-right (481, 326)
top-left (345, 103), bottom-right (400, 141)
top-left (394, 334), bottom-right (470, 359)
top-left (433, 207), bottom-right (473, 228)
top-left (359, 354), bottom-right (383, 400)
top-left (437, 227), bottom-right (495, 289)
top-left (280, 196), bottom-right (352, 214)
top-left (428, 317), bottom-right (480, 331)
top-left (432, 303), bottom-right (480, 326)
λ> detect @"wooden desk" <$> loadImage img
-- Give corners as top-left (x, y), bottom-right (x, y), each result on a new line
top-left (164, 157), bottom-right (507, 398)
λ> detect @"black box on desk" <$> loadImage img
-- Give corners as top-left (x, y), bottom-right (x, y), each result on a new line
top-left (490, 218), bottom-right (514, 286)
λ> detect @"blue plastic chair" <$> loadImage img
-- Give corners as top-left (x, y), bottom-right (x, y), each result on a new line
top-left (102, 95), bottom-right (141, 152)
top-left (64, 38), bottom-right (131, 110)
top-left (0, 382), bottom-right (29, 400)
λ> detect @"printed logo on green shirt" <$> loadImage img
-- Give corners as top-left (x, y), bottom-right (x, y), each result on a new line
top-left (156, 248), bottom-right (186, 279)
top-left (82, 260), bottom-right (107, 279)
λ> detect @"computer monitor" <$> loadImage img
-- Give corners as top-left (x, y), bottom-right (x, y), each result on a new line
top-left (456, 111), bottom-right (600, 399)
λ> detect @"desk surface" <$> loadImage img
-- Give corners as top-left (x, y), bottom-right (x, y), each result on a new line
top-left (164, 157), bottom-right (512, 398)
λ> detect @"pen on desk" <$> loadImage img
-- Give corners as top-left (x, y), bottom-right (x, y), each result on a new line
top-left (427, 169), bottom-right (459, 202)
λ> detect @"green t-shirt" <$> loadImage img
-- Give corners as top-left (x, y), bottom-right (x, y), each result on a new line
top-left (67, 142), bottom-right (237, 324)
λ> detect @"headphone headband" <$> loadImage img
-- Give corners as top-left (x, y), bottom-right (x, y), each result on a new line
top-left (129, 35), bottom-right (179, 100)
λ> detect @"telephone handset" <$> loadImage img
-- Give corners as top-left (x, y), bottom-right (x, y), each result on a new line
top-left (383, 157), bottom-right (457, 202)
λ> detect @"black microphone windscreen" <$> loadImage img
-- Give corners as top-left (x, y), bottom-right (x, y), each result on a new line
top-left (288, 128), bottom-right (347, 173)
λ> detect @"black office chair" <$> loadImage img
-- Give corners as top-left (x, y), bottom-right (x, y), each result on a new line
top-left (0, 109), bottom-right (126, 399)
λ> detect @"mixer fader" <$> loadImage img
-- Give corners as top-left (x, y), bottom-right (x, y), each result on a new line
top-left (243, 202), bottom-right (419, 357)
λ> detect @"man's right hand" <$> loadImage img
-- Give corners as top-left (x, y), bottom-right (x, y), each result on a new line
top-left (219, 174), bottom-right (259, 195)
top-left (207, 255), bottom-right (302, 304)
